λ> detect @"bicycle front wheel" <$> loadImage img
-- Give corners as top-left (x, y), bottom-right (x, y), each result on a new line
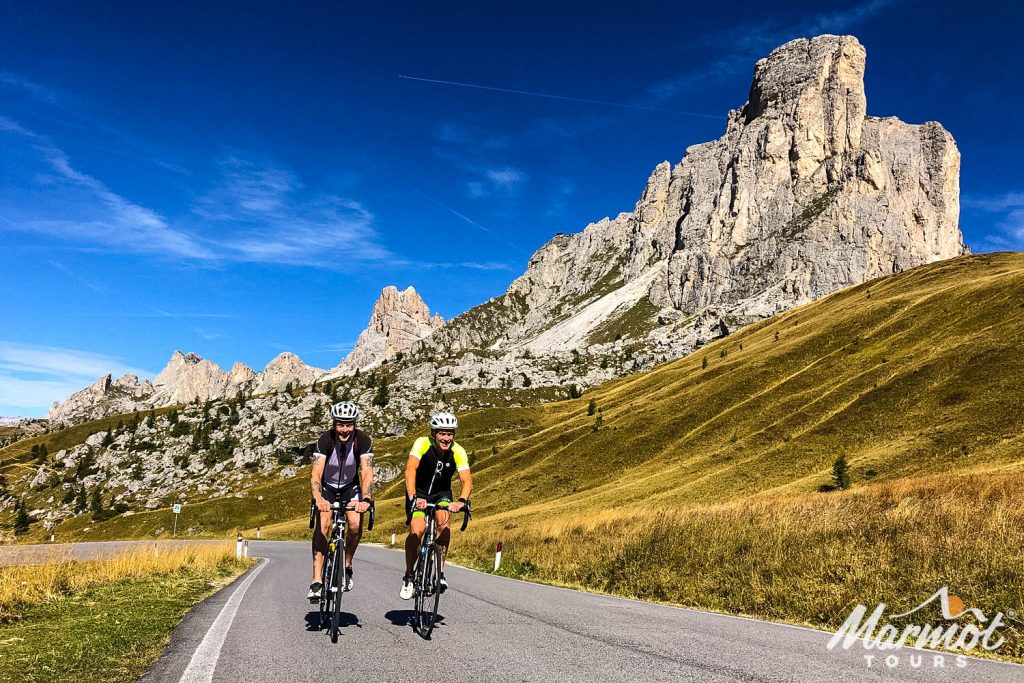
top-left (319, 551), bottom-right (333, 630)
top-left (330, 541), bottom-right (345, 642)
top-left (416, 545), bottom-right (443, 638)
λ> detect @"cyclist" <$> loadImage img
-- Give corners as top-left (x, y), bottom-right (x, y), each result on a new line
top-left (307, 400), bottom-right (374, 601)
top-left (400, 411), bottom-right (472, 599)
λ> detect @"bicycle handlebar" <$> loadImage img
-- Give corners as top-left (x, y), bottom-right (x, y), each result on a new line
top-left (309, 498), bottom-right (375, 530)
top-left (415, 500), bottom-right (472, 531)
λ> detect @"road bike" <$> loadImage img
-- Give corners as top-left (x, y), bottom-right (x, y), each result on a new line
top-left (310, 498), bottom-right (374, 643)
top-left (411, 499), bottom-right (470, 638)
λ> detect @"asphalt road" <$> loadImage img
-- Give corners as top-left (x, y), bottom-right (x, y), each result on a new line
top-left (0, 539), bottom-right (228, 566)
top-left (142, 541), bottom-right (1023, 683)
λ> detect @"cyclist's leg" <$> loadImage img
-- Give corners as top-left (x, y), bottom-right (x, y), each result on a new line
top-left (343, 484), bottom-right (362, 567)
top-left (405, 513), bottom-right (426, 576)
top-left (434, 504), bottom-right (452, 569)
top-left (312, 487), bottom-right (335, 583)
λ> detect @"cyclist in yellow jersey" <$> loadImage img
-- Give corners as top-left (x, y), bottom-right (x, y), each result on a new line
top-left (400, 412), bottom-right (472, 599)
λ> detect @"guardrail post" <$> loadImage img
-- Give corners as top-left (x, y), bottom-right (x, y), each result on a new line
top-left (494, 541), bottom-right (503, 572)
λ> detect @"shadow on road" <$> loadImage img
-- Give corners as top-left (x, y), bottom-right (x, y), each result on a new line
top-left (384, 609), bottom-right (446, 630)
top-left (304, 611), bottom-right (360, 631)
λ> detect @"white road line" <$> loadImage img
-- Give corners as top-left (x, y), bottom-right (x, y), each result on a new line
top-left (178, 558), bottom-right (269, 683)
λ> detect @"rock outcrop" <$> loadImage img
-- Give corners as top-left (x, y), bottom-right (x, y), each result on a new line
top-left (253, 352), bottom-right (322, 394)
top-left (333, 286), bottom-right (444, 373)
top-left (49, 373), bottom-right (154, 427)
top-left (420, 34), bottom-right (964, 359)
top-left (49, 350), bottom-right (323, 425)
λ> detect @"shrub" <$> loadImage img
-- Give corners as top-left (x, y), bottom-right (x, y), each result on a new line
top-left (587, 399), bottom-right (597, 416)
top-left (568, 384), bottom-right (582, 399)
top-left (701, 356), bottom-right (708, 370)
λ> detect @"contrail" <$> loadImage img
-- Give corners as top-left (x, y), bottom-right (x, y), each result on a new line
top-left (399, 75), bottom-right (722, 119)
top-left (411, 188), bottom-right (532, 256)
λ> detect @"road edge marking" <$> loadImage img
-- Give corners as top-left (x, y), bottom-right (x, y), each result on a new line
top-left (178, 557), bottom-right (269, 683)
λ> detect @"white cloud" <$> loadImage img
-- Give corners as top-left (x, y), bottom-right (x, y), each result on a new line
top-left (0, 119), bottom-right (213, 259)
top-left (963, 191), bottom-right (1024, 249)
top-left (197, 157), bottom-right (393, 265)
top-left (0, 341), bottom-right (155, 414)
top-left (0, 375), bottom-right (87, 411)
top-left (0, 71), bottom-right (61, 104)
top-left (1, 123), bottom-right (394, 268)
top-left (0, 341), bottom-right (152, 382)
top-left (486, 168), bottom-right (526, 190)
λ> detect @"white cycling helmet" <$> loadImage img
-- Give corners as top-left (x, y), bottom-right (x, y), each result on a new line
top-left (330, 401), bottom-right (360, 423)
top-left (429, 412), bottom-right (458, 431)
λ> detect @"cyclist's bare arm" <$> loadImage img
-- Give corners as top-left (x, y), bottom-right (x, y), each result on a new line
top-left (311, 455), bottom-right (330, 512)
top-left (452, 469), bottom-right (472, 511)
top-left (405, 456), bottom-right (425, 507)
top-left (356, 452), bottom-right (374, 512)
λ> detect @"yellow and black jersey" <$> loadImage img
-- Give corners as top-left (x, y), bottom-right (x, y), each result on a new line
top-left (408, 436), bottom-right (469, 496)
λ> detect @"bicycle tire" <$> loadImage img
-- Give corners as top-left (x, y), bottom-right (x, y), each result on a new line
top-left (330, 539), bottom-right (345, 642)
top-left (319, 547), bottom-right (333, 630)
top-left (417, 545), bottom-right (443, 638)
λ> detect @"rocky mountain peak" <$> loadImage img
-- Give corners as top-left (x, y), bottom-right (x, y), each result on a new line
top-left (253, 352), bottom-right (322, 394)
top-left (332, 285), bottom-right (445, 373)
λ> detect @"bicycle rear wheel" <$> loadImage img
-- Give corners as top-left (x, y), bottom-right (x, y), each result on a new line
top-left (330, 540), bottom-right (345, 642)
top-left (416, 545), bottom-right (443, 638)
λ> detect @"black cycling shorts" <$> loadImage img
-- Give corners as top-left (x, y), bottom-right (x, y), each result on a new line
top-left (322, 481), bottom-right (361, 506)
top-left (405, 489), bottom-right (454, 525)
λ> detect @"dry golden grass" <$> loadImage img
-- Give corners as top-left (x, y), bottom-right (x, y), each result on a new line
top-left (0, 541), bottom-right (243, 618)
top-left (450, 471), bottom-right (1024, 658)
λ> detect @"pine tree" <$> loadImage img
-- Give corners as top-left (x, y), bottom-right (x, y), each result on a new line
top-left (90, 488), bottom-right (103, 514)
top-left (74, 486), bottom-right (88, 513)
top-left (14, 500), bottom-right (30, 535)
top-left (832, 455), bottom-right (851, 490)
top-left (372, 379), bottom-right (390, 407)
top-left (587, 399), bottom-right (597, 416)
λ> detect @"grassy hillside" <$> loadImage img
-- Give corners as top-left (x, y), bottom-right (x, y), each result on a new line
top-left (17, 253), bottom-right (1024, 656)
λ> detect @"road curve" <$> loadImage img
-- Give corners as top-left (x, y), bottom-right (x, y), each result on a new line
top-left (142, 541), bottom-right (1023, 682)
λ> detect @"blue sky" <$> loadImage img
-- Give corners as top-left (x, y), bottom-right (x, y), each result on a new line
top-left (1, 1), bottom-right (1022, 416)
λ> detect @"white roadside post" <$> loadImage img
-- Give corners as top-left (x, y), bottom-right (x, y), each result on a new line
top-left (172, 503), bottom-right (182, 537)
top-left (256, 526), bottom-right (261, 540)
top-left (236, 532), bottom-right (243, 559)
top-left (243, 540), bottom-right (249, 558)
top-left (494, 541), bottom-right (503, 572)
top-left (391, 533), bottom-right (395, 546)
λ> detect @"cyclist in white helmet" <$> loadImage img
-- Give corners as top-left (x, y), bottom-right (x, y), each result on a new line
top-left (307, 400), bottom-right (374, 600)
top-left (399, 411), bottom-right (472, 599)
